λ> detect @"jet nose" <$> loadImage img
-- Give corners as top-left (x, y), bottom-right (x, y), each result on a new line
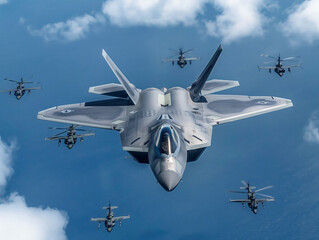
top-left (157, 170), bottom-right (181, 192)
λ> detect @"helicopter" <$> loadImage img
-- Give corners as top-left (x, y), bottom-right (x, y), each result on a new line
top-left (258, 54), bottom-right (302, 77)
top-left (162, 48), bottom-right (199, 68)
top-left (0, 77), bottom-right (41, 100)
top-left (91, 202), bottom-right (130, 232)
top-left (228, 181), bottom-right (275, 214)
top-left (45, 125), bottom-right (95, 149)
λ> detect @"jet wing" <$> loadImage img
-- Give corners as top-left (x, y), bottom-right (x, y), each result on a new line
top-left (38, 99), bottom-right (128, 130)
top-left (91, 218), bottom-right (107, 222)
top-left (203, 95), bottom-right (293, 125)
top-left (113, 215), bottom-right (130, 222)
top-left (256, 198), bottom-right (275, 203)
top-left (229, 199), bottom-right (251, 203)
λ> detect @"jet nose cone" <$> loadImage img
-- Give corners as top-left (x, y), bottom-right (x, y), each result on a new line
top-left (157, 170), bottom-right (181, 192)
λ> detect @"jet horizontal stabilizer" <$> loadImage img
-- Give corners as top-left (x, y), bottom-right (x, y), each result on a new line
top-left (187, 79), bottom-right (239, 95)
top-left (89, 83), bottom-right (136, 98)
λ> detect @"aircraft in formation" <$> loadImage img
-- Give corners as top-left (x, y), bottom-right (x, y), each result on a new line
top-left (37, 45), bottom-right (293, 192)
top-left (45, 125), bottom-right (95, 149)
top-left (91, 203), bottom-right (130, 232)
top-left (228, 181), bottom-right (275, 214)
top-left (258, 54), bottom-right (302, 77)
top-left (162, 48), bottom-right (199, 68)
top-left (0, 78), bottom-right (41, 100)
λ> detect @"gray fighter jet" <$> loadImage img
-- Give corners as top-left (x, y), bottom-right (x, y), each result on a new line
top-left (162, 48), bottom-right (199, 68)
top-left (0, 78), bottom-right (41, 100)
top-left (45, 125), bottom-right (95, 149)
top-left (229, 181), bottom-right (275, 214)
top-left (37, 45), bottom-right (293, 191)
top-left (91, 203), bottom-right (130, 232)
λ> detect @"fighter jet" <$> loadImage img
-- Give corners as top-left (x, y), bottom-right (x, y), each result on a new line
top-left (258, 54), bottom-right (301, 77)
top-left (37, 45), bottom-right (293, 191)
top-left (229, 181), bottom-right (275, 214)
top-left (162, 48), bottom-right (199, 68)
top-left (45, 125), bottom-right (95, 149)
top-left (0, 78), bottom-right (41, 100)
top-left (91, 203), bottom-right (130, 232)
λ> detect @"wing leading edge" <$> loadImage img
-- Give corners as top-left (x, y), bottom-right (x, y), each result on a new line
top-left (37, 100), bottom-right (127, 130)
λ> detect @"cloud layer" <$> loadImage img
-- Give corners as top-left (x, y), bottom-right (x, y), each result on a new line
top-left (205, 0), bottom-right (269, 43)
top-left (0, 0), bottom-right (8, 5)
top-left (102, 0), bottom-right (207, 27)
top-left (304, 111), bottom-right (319, 143)
top-left (0, 193), bottom-right (68, 240)
top-left (280, 0), bottom-right (319, 44)
top-left (28, 0), bottom-right (272, 43)
top-left (0, 138), bottom-right (68, 240)
top-left (0, 137), bottom-right (15, 192)
top-left (28, 0), bottom-right (319, 44)
top-left (27, 13), bottom-right (105, 42)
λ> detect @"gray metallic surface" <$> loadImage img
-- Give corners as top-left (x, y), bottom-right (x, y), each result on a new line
top-left (38, 47), bottom-right (293, 191)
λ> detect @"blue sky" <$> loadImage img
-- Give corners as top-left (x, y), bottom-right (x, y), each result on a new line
top-left (1, 0), bottom-right (319, 239)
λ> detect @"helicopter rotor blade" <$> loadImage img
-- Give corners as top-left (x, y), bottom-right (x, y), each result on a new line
top-left (255, 185), bottom-right (273, 192)
top-left (76, 129), bottom-right (93, 132)
top-left (4, 78), bottom-right (19, 83)
top-left (256, 193), bottom-right (274, 199)
top-left (48, 127), bottom-right (69, 130)
top-left (260, 54), bottom-right (277, 60)
top-left (281, 56), bottom-right (300, 61)
top-left (183, 49), bottom-right (193, 54)
top-left (169, 48), bottom-right (180, 54)
top-left (241, 180), bottom-right (248, 187)
top-left (53, 130), bottom-right (68, 136)
top-left (22, 81), bottom-right (40, 84)
top-left (261, 61), bottom-right (275, 65)
top-left (228, 190), bottom-right (247, 194)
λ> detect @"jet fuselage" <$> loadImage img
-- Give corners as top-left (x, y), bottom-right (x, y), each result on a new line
top-left (121, 87), bottom-right (212, 191)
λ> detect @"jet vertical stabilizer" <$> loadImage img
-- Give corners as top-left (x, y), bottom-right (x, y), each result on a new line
top-left (189, 44), bottom-right (222, 102)
top-left (102, 49), bottom-right (140, 104)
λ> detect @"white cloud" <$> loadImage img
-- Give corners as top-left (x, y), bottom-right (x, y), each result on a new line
top-left (280, 0), bottom-right (319, 44)
top-left (0, 193), bottom-right (68, 240)
top-left (19, 17), bottom-right (26, 24)
top-left (27, 0), bottom-right (272, 43)
top-left (304, 111), bottom-right (319, 143)
top-left (102, 0), bottom-right (208, 27)
top-left (0, 0), bottom-right (8, 5)
top-left (0, 137), bottom-right (15, 192)
top-left (102, 0), bottom-right (271, 42)
top-left (0, 137), bottom-right (69, 240)
top-left (27, 13), bottom-right (105, 42)
top-left (205, 0), bottom-right (269, 43)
